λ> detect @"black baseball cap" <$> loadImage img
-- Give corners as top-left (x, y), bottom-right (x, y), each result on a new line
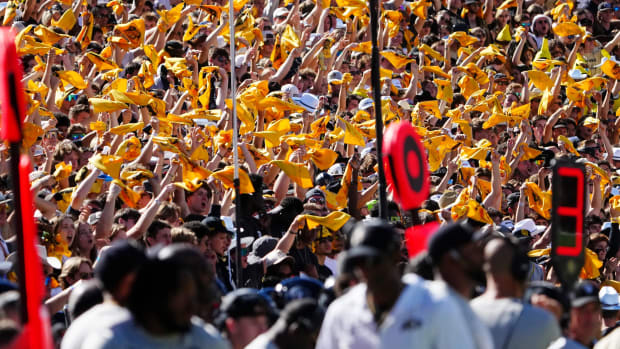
top-left (247, 236), bottom-right (278, 265)
top-left (268, 196), bottom-right (304, 215)
top-left (599, 2), bottom-right (613, 11)
top-left (506, 192), bottom-right (520, 207)
top-left (427, 222), bottom-right (480, 263)
top-left (346, 219), bottom-right (401, 260)
top-left (94, 240), bottom-right (146, 293)
top-left (202, 216), bottom-right (231, 236)
top-left (571, 281), bottom-right (600, 308)
top-left (220, 288), bottom-right (272, 319)
top-left (305, 188), bottom-right (326, 201)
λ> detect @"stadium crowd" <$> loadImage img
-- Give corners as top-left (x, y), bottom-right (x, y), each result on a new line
top-left (3, 0), bottom-right (620, 347)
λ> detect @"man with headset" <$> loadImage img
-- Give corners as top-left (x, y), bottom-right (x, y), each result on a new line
top-left (317, 219), bottom-right (476, 349)
top-left (424, 222), bottom-right (494, 349)
top-left (471, 237), bottom-right (562, 349)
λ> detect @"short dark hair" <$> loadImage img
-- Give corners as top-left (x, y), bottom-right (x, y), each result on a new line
top-left (146, 220), bottom-right (171, 241)
top-left (68, 104), bottom-right (90, 122)
top-left (183, 221), bottom-right (210, 241)
top-left (114, 208), bottom-right (140, 224)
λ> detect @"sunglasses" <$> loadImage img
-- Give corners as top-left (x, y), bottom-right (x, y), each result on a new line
top-left (65, 94), bottom-right (78, 102)
top-left (594, 247), bottom-right (609, 254)
top-left (70, 133), bottom-right (85, 140)
top-left (308, 196), bottom-right (325, 204)
top-left (79, 272), bottom-right (94, 280)
top-left (241, 248), bottom-right (248, 257)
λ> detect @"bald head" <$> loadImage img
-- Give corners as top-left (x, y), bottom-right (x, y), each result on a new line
top-left (484, 238), bottom-right (517, 276)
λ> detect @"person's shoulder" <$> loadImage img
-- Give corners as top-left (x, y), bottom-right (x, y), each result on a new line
top-left (470, 296), bottom-right (524, 322)
top-left (330, 283), bottom-right (367, 308)
top-left (78, 318), bottom-right (135, 349)
top-left (191, 317), bottom-right (231, 349)
top-left (62, 303), bottom-right (130, 349)
top-left (549, 337), bottom-right (588, 349)
top-left (521, 302), bottom-right (559, 324)
top-left (245, 332), bottom-right (278, 349)
top-left (471, 295), bottom-right (520, 309)
top-left (596, 326), bottom-right (620, 349)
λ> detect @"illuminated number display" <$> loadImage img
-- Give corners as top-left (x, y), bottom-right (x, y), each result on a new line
top-left (551, 160), bottom-right (586, 288)
top-left (555, 167), bottom-right (584, 256)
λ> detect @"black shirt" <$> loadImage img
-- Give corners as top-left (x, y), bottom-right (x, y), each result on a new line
top-left (288, 246), bottom-right (319, 275)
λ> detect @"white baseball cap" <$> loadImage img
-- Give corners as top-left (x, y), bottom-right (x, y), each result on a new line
top-left (513, 218), bottom-right (546, 237)
top-left (359, 98), bottom-right (374, 111)
top-left (599, 286), bottom-right (620, 310)
top-left (292, 93), bottom-right (319, 113)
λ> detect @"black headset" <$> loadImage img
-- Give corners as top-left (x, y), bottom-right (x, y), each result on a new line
top-left (504, 236), bottom-right (531, 282)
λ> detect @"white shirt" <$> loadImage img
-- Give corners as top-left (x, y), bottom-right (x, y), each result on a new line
top-left (62, 303), bottom-right (131, 349)
top-left (324, 256), bottom-right (338, 276)
top-left (426, 281), bottom-right (494, 349)
top-left (315, 273), bottom-right (477, 349)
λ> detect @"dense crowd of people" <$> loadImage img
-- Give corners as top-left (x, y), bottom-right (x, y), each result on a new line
top-left (3, 0), bottom-right (620, 346)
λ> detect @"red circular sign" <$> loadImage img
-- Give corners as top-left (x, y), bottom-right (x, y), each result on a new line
top-left (383, 121), bottom-right (429, 210)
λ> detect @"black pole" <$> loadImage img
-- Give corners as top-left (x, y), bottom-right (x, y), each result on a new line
top-left (369, 0), bottom-right (387, 219)
top-left (233, 178), bottom-right (242, 287)
top-left (9, 144), bottom-right (27, 323)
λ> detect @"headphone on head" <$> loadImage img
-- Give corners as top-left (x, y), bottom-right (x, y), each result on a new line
top-left (504, 236), bottom-right (531, 282)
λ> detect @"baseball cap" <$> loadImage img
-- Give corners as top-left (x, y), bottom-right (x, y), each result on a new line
top-left (506, 192), bottom-right (520, 207)
top-left (220, 288), bottom-right (272, 319)
top-left (498, 220), bottom-right (515, 235)
top-left (512, 218), bottom-right (546, 238)
top-left (494, 73), bottom-right (510, 80)
top-left (202, 216), bottom-right (232, 236)
top-left (327, 163), bottom-right (346, 177)
top-left (438, 191), bottom-right (457, 209)
top-left (600, 286), bottom-right (620, 310)
top-left (276, 277), bottom-right (324, 304)
top-left (327, 70), bottom-right (344, 84)
top-left (525, 281), bottom-right (570, 314)
top-left (292, 93), bottom-right (319, 113)
top-left (268, 196), bottom-right (304, 215)
top-left (571, 281), bottom-right (600, 308)
top-left (228, 236), bottom-right (255, 253)
top-left (94, 240), bottom-right (146, 292)
top-left (599, 2), bottom-right (613, 11)
top-left (314, 172), bottom-right (333, 186)
top-left (281, 84), bottom-right (300, 98)
top-left (346, 219), bottom-right (401, 260)
top-left (33, 145), bottom-right (44, 157)
top-left (273, 7), bottom-right (290, 18)
top-left (305, 188), bottom-right (326, 201)
top-left (264, 249), bottom-right (295, 268)
top-left (553, 119), bottom-right (569, 129)
top-left (247, 236), bottom-right (278, 265)
top-left (427, 222), bottom-right (481, 263)
top-left (359, 98), bottom-right (374, 111)
top-left (613, 147), bottom-right (620, 161)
